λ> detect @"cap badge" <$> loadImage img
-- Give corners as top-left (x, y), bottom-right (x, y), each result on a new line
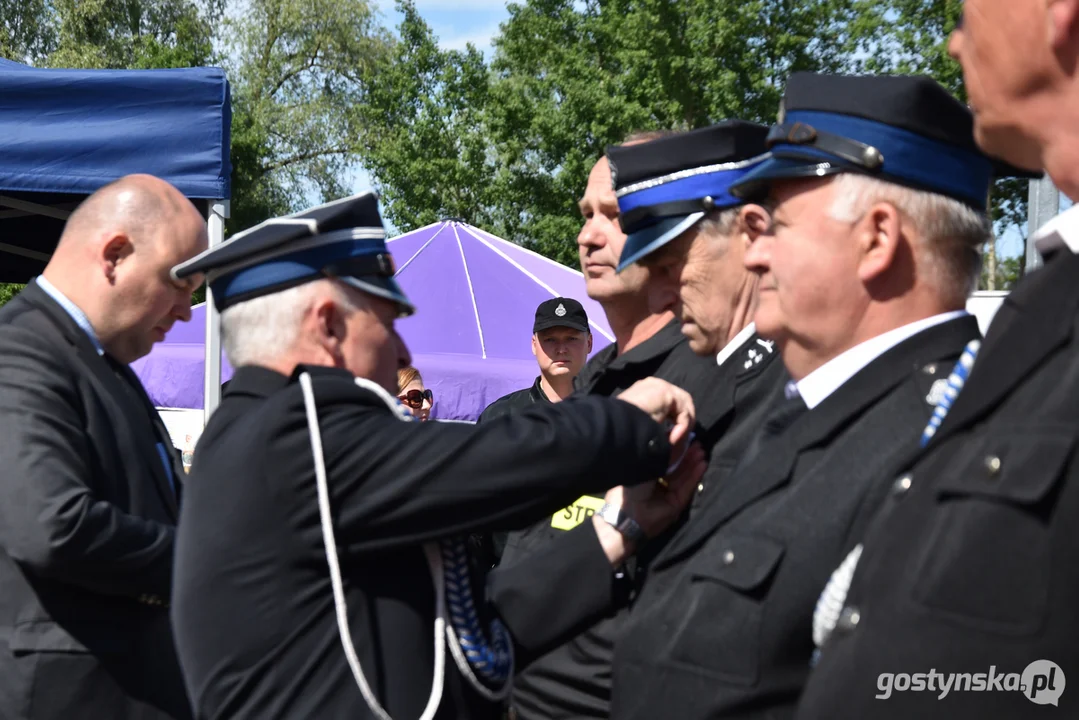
top-left (555, 303), bottom-right (567, 317)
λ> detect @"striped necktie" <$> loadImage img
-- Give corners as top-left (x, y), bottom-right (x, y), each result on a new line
top-left (919, 339), bottom-right (981, 447)
top-left (812, 338), bottom-right (982, 658)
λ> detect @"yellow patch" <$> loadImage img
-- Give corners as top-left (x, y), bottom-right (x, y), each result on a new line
top-left (551, 495), bottom-right (605, 530)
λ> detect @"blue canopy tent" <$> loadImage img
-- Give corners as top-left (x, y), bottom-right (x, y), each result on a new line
top-left (0, 57), bottom-right (232, 419)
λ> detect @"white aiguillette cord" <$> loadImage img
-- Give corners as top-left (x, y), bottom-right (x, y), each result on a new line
top-left (298, 372), bottom-right (511, 720)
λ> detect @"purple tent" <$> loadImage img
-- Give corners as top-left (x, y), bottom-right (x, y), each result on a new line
top-left (133, 220), bottom-right (613, 420)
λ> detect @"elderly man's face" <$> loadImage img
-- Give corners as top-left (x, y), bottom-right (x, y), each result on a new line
top-left (340, 288), bottom-right (412, 394)
top-left (948, 0), bottom-right (1050, 169)
top-left (643, 213), bottom-right (760, 356)
top-left (577, 157), bottom-right (651, 301)
top-left (743, 177), bottom-right (865, 359)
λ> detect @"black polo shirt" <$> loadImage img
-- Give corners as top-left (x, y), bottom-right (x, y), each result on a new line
top-left (478, 376), bottom-right (552, 423)
top-left (500, 319), bottom-right (732, 720)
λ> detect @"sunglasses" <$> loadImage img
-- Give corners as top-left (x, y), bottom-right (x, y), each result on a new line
top-left (398, 388), bottom-right (434, 409)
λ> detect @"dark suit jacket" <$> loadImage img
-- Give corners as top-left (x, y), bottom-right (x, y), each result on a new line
top-left (611, 315), bottom-right (981, 720)
top-left (0, 281), bottom-right (189, 719)
top-left (172, 365), bottom-right (671, 720)
top-left (796, 251), bottom-right (1079, 719)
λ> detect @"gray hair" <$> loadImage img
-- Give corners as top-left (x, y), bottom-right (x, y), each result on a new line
top-left (220, 279), bottom-right (358, 367)
top-left (828, 174), bottom-right (990, 306)
top-left (696, 207), bottom-right (742, 240)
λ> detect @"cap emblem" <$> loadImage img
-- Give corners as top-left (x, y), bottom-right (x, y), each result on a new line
top-left (555, 303), bottom-right (567, 317)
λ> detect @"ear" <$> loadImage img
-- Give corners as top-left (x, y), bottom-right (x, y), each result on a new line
top-left (531, 333), bottom-right (539, 358)
top-left (101, 232), bottom-right (132, 284)
top-left (313, 297), bottom-right (348, 367)
top-left (855, 202), bottom-right (902, 284)
top-left (1048, 0), bottom-right (1079, 50)
top-left (738, 203), bottom-right (772, 249)
top-left (587, 332), bottom-right (594, 353)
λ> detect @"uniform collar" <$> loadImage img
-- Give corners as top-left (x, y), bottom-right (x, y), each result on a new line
top-left (604, 318), bottom-right (686, 372)
top-left (1032, 203), bottom-right (1079, 258)
top-left (793, 310), bottom-right (970, 410)
top-left (529, 375), bottom-right (554, 404)
top-left (716, 322), bottom-right (758, 368)
top-left (225, 364), bottom-right (352, 398)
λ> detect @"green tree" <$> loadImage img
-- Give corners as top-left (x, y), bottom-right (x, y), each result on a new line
top-left (0, 0), bottom-right (56, 63)
top-left (222, 0), bottom-right (391, 232)
top-left (480, 0), bottom-right (866, 264)
top-left (352, 1), bottom-right (496, 231)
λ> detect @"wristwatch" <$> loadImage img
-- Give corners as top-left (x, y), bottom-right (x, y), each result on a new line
top-left (596, 503), bottom-right (647, 545)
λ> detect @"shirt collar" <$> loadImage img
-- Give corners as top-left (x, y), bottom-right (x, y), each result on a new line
top-left (34, 276), bottom-right (104, 355)
top-left (791, 310), bottom-right (969, 410)
top-left (716, 322), bottom-right (758, 368)
top-left (1033, 203), bottom-right (1079, 257)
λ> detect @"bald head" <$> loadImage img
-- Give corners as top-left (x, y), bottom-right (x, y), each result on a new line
top-left (57, 174), bottom-right (201, 255)
top-left (42, 174), bottom-right (209, 363)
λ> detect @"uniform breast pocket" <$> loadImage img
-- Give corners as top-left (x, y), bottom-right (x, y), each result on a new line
top-left (665, 534), bottom-right (784, 686)
top-left (912, 430), bottom-right (1075, 635)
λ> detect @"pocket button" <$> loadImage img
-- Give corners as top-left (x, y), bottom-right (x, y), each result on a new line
top-left (985, 455), bottom-right (1002, 477)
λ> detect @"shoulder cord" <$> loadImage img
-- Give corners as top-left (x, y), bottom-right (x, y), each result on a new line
top-left (298, 372), bottom-right (513, 720)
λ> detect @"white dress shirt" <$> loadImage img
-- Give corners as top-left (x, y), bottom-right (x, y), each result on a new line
top-left (716, 321), bottom-right (764, 368)
top-left (1032, 202), bottom-right (1079, 257)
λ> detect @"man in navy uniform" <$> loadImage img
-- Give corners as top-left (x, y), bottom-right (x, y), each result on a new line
top-left (604, 73), bottom-right (1032, 720)
top-left (500, 124), bottom-right (785, 720)
top-left (479, 297), bottom-right (592, 422)
top-left (170, 192), bottom-right (705, 720)
top-left (795, 3), bottom-right (1079, 717)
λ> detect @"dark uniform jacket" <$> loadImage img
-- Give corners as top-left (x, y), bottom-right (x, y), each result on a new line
top-left (172, 365), bottom-right (672, 720)
top-left (478, 376), bottom-right (551, 423)
top-left (611, 315), bottom-right (981, 720)
top-left (502, 321), bottom-right (784, 720)
top-left (0, 281), bottom-right (189, 720)
top-left (796, 251), bottom-right (1079, 719)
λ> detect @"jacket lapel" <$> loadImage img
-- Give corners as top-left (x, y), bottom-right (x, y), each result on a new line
top-left (24, 283), bottom-right (180, 518)
top-left (934, 252), bottom-right (1079, 442)
top-left (657, 315), bottom-right (980, 569)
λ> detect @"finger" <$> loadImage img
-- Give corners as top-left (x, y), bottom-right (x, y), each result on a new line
top-left (605, 484), bottom-right (625, 505)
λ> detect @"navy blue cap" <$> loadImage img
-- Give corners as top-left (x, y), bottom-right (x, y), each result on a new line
top-left (730, 73), bottom-right (1042, 209)
top-left (171, 192), bottom-right (414, 316)
top-left (607, 121), bottom-right (769, 272)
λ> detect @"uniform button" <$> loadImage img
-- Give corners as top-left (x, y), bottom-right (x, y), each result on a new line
top-left (838, 606), bottom-right (861, 631)
top-left (985, 455), bottom-right (1002, 476)
top-left (723, 550), bottom-right (735, 565)
top-left (697, 482), bottom-right (705, 493)
top-left (922, 363), bottom-right (937, 375)
top-left (648, 438), bottom-right (659, 451)
top-left (893, 474), bottom-right (912, 495)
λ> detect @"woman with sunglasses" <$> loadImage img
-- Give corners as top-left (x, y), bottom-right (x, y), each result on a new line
top-left (397, 366), bottom-right (434, 421)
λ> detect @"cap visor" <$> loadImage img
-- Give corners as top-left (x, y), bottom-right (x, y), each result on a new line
top-left (729, 152), bottom-right (854, 200)
top-left (616, 213), bottom-right (705, 273)
top-left (338, 275), bottom-right (416, 317)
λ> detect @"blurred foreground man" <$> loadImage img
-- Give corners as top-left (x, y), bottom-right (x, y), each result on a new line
top-left (0, 175), bottom-right (206, 719)
top-left (502, 126), bottom-right (783, 720)
top-left (478, 297), bottom-right (592, 422)
top-left (171, 193), bottom-right (705, 720)
top-left (606, 73), bottom-right (1030, 720)
top-left (796, 4), bottom-right (1079, 717)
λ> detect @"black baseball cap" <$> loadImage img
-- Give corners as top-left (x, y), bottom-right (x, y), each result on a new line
top-left (533, 297), bottom-right (590, 334)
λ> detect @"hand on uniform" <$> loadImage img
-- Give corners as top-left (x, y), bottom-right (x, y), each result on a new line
top-left (592, 442), bottom-right (706, 565)
top-left (617, 377), bottom-right (696, 459)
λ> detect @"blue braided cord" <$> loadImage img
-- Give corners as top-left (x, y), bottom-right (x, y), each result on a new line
top-left (920, 339), bottom-right (981, 448)
top-left (440, 538), bottom-right (513, 686)
top-left (390, 397), bottom-right (514, 687)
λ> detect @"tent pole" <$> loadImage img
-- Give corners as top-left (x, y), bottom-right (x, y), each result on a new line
top-left (204, 199), bottom-right (230, 426)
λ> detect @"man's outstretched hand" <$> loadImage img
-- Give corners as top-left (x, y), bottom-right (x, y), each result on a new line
top-left (617, 377), bottom-right (696, 455)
